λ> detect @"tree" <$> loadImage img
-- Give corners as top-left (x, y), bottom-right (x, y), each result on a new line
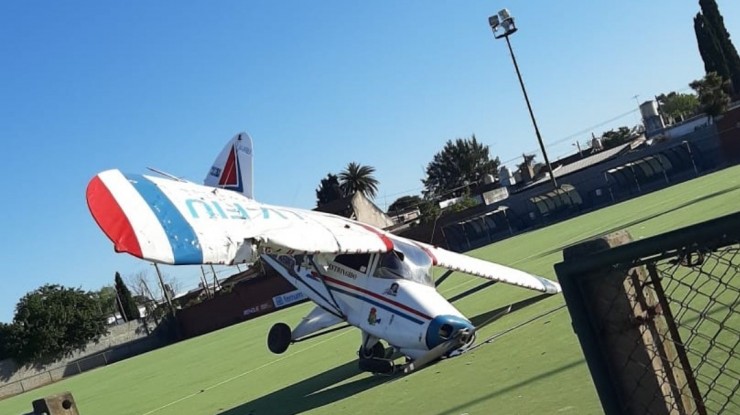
top-left (338, 162), bottom-right (379, 199)
top-left (690, 72), bottom-right (731, 118)
top-left (315, 173), bottom-right (344, 207)
top-left (418, 199), bottom-right (441, 225)
top-left (93, 285), bottom-right (118, 316)
top-left (656, 92), bottom-right (700, 123)
top-left (694, 0), bottom-right (740, 94)
top-left (601, 126), bottom-right (633, 150)
top-left (422, 135), bottom-right (500, 199)
top-left (0, 323), bottom-right (23, 360)
top-left (387, 195), bottom-right (423, 215)
top-left (115, 272), bottom-right (140, 321)
top-left (1, 284), bottom-right (107, 365)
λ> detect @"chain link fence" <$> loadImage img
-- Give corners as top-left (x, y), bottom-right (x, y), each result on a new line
top-left (0, 324), bottom-right (171, 400)
top-left (556, 212), bottom-right (739, 414)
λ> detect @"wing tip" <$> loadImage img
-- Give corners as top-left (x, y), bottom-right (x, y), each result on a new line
top-left (87, 173), bottom-right (144, 259)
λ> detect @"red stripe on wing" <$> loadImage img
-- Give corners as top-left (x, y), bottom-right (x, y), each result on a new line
top-left (86, 176), bottom-right (143, 258)
top-left (357, 223), bottom-right (394, 251)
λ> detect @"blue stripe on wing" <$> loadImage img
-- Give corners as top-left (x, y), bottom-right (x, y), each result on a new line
top-left (126, 174), bottom-right (203, 264)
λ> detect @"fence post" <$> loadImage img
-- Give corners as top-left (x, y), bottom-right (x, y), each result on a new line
top-left (558, 230), bottom-right (699, 415)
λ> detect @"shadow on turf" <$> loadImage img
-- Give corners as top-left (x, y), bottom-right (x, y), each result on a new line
top-left (535, 183), bottom-right (740, 260)
top-left (217, 293), bottom-right (553, 415)
top-left (467, 293), bottom-right (552, 330)
top-left (217, 360), bottom-right (391, 415)
top-left (428, 358), bottom-right (586, 415)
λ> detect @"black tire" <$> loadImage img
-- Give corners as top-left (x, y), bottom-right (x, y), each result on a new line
top-left (358, 358), bottom-right (394, 374)
top-left (267, 323), bottom-right (291, 354)
top-left (359, 341), bottom-right (386, 359)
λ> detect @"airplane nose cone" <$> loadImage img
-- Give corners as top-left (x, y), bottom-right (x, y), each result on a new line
top-left (425, 315), bottom-right (475, 350)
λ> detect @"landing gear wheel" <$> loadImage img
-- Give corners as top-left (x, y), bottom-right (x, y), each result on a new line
top-left (358, 342), bottom-right (394, 374)
top-left (268, 323), bottom-right (291, 354)
top-left (359, 341), bottom-right (386, 359)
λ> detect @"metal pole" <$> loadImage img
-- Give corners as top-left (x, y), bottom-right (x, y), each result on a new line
top-left (153, 263), bottom-right (176, 317)
top-left (684, 141), bottom-right (699, 175)
top-left (210, 265), bottom-right (221, 290)
top-left (115, 290), bottom-right (127, 323)
top-left (503, 35), bottom-right (558, 190)
top-left (199, 265), bottom-right (212, 299)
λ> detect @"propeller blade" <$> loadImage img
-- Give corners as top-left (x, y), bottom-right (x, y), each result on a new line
top-left (400, 328), bottom-right (473, 374)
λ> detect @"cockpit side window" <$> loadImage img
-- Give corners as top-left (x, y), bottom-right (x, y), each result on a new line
top-left (334, 254), bottom-right (371, 273)
top-left (373, 252), bottom-right (406, 280)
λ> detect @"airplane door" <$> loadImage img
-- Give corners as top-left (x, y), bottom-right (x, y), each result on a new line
top-left (356, 253), bottom-right (395, 340)
top-left (327, 253), bottom-right (376, 325)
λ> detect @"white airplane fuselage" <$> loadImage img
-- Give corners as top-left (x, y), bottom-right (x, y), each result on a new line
top-left (263, 249), bottom-right (476, 360)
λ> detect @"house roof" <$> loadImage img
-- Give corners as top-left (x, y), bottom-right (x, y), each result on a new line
top-left (526, 142), bottom-right (633, 188)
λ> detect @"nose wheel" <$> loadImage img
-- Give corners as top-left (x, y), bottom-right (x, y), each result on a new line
top-left (358, 342), bottom-right (395, 374)
top-left (359, 341), bottom-right (386, 359)
top-left (268, 323), bottom-right (292, 354)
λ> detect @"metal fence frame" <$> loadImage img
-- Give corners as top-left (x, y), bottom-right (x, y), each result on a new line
top-left (555, 211), bottom-right (740, 414)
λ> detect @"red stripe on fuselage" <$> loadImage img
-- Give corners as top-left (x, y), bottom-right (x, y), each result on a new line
top-left (86, 176), bottom-right (143, 258)
top-left (357, 223), bottom-right (394, 252)
top-left (322, 275), bottom-right (432, 320)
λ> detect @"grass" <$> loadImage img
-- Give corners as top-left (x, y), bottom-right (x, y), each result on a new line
top-left (2, 165), bottom-right (739, 415)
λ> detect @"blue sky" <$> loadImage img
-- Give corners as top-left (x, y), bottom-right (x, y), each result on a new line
top-left (1, 1), bottom-right (738, 322)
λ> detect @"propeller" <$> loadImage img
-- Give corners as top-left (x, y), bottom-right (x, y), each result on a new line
top-left (399, 328), bottom-right (474, 374)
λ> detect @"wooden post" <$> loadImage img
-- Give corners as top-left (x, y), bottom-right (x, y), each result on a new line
top-left (562, 230), bottom-right (700, 415)
top-left (32, 391), bottom-right (79, 415)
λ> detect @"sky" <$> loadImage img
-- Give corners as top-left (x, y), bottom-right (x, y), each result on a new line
top-left (1, 1), bottom-right (738, 322)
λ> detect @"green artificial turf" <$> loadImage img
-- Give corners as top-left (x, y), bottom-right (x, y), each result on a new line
top-left (1, 165), bottom-right (738, 415)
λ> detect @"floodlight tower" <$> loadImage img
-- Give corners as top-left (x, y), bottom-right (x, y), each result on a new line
top-left (489, 9), bottom-right (558, 189)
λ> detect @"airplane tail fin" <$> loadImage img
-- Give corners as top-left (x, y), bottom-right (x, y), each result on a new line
top-left (204, 132), bottom-right (254, 199)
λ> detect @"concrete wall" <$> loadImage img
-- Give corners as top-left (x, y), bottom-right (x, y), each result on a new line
top-left (351, 193), bottom-right (395, 229)
top-left (0, 320), bottom-right (165, 399)
top-left (177, 270), bottom-right (300, 339)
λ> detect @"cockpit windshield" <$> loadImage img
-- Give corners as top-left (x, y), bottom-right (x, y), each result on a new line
top-left (373, 238), bottom-right (434, 287)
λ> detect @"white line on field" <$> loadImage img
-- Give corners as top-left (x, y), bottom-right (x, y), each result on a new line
top-left (140, 329), bottom-right (352, 415)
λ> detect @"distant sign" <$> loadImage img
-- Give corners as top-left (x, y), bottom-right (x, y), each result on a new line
top-left (243, 301), bottom-right (273, 317)
top-left (482, 187), bottom-right (509, 205)
top-left (272, 290), bottom-right (307, 308)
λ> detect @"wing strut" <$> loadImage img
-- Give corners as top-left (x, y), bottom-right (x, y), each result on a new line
top-left (309, 256), bottom-right (345, 315)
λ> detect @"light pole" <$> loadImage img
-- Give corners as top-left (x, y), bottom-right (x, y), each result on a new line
top-left (489, 9), bottom-right (558, 189)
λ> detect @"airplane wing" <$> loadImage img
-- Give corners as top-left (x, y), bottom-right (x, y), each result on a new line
top-left (86, 169), bottom-right (393, 265)
top-left (415, 241), bottom-right (561, 294)
top-left (87, 169), bottom-right (560, 294)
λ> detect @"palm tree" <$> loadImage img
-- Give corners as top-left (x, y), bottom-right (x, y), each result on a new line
top-left (338, 162), bottom-right (379, 199)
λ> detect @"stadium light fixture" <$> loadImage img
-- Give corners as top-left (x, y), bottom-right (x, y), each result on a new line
top-left (489, 9), bottom-right (558, 189)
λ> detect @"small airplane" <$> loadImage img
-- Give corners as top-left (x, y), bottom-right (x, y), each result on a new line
top-left (86, 132), bottom-right (561, 374)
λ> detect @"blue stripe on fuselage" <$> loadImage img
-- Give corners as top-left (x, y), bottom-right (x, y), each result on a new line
top-left (328, 286), bottom-right (425, 325)
top-left (126, 174), bottom-right (203, 264)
